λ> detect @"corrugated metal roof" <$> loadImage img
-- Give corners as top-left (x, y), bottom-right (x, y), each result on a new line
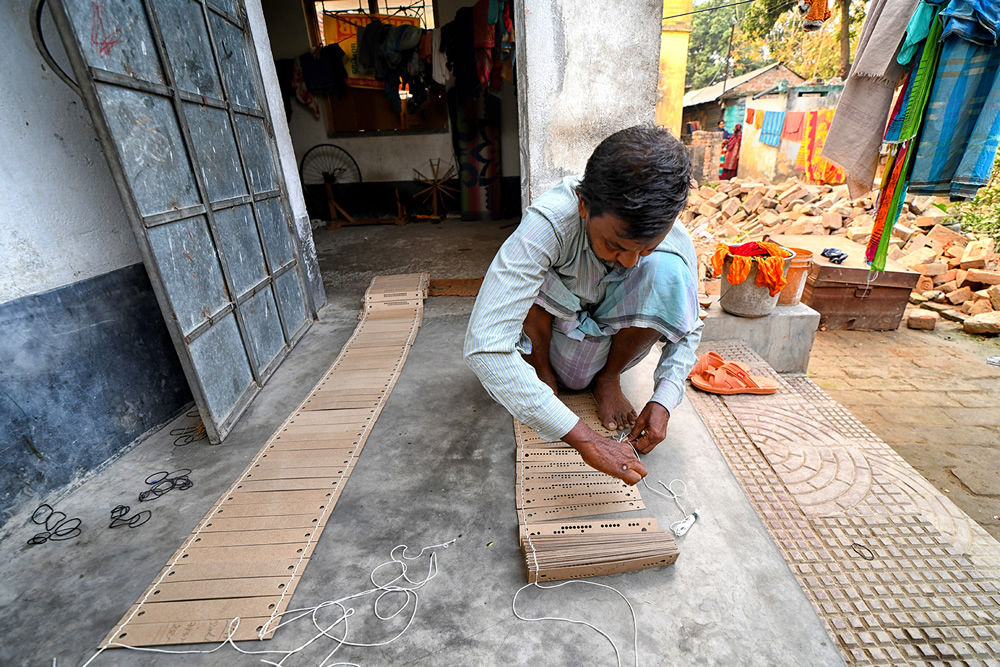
top-left (682, 63), bottom-right (781, 107)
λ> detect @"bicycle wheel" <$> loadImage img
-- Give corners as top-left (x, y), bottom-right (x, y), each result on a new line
top-left (299, 144), bottom-right (362, 186)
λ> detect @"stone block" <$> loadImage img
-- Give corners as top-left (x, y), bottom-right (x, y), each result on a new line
top-left (699, 202), bottom-right (717, 218)
top-left (940, 309), bottom-right (967, 323)
top-left (909, 195), bottom-right (937, 213)
top-left (964, 269), bottom-right (1000, 286)
top-left (708, 192), bottom-right (728, 208)
top-left (892, 224), bottom-right (915, 242)
top-left (743, 191), bottom-right (765, 212)
top-left (821, 212), bottom-right (843, 230)
top-left (901, 246), bottom-right (938, 269)
top-left (912, 215), bottom-right (939, 228)
top-left (960, 239), bottom-right (995, 268)
top-left (922, 262), bottom-right (948, 277)
top-left (907, 311), bottom-right (938, 330)
top-left (925, 224), bottom-right (969, 249)
top-left (701, 303), bottom-right (820, 372)
top-left (916, 275), bottom-right (935, 292)
top-left (909, 292), bottom-right (929, 304)
top-left (722, 197), bottom-right (742, 217)
top-left (945, 244), bottom-right (965, 259)
top-left (698, 186), bottom-right (716, 199)
top-left (988, 284), bottom-right (1000, 310)
top-left (946, 286), bottom-right (973, 305)
top-left (759, 210), bottom-right (781, 226)
top-left (968, 299), bottom-right (993, 316)
top-left (963, 311), bottom-right (1000, 334)
top-left (934, 269), bottom-right (958, 284)
top-left (936, 280), bottom-right (957, 294)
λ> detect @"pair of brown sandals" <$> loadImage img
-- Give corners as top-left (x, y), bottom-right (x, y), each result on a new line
top-left (687, 352), bottom-right (779, 395)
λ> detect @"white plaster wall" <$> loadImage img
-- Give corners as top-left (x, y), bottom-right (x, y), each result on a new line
top-left (0, 1), bottom-right (139, 305)
top-left (737, 93), bottom-right (786, 183)
top-left (247, 0), bottom-right (326, 310)
top-left (515, 0), bottom-right (662, 204)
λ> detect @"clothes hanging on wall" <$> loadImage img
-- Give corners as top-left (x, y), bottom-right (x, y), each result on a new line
top-left (782, 111), bottom-right (805, 141)
top-left (442, 7), bottom-right (480, 101)
top-left (299, 44), bottom-right (349, 97)
top-left (759, 111), bottom-right (785, 146)
top-left (431, 28), bottom-right (449, 85)
top-left (796, 109), bottom-right (846, 184)
top-left (746, 108), bottom-right (755, 124)
top-left (274, 56), bottom-right (321, 119)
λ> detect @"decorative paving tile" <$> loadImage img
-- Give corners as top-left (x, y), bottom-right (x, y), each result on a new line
top-left (689, 341), bottom-right (1000, 665)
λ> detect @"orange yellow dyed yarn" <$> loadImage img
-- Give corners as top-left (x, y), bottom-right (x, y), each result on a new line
top-left (711, 242), bottom-right (790, 297)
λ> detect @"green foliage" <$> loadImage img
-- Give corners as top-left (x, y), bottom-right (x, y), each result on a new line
top-left (686, 0), bottom-right (756, 90)
top-left (686, 0), bottom-right (868, 91)
top-left (741, 0), bottom-right (800, 39)
top-left (956, 154), bottom-right (1000, 245)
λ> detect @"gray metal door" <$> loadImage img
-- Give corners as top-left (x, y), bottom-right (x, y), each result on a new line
top-left (48, 0), bottom-right (314, 443)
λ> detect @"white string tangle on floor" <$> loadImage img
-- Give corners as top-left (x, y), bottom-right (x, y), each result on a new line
top-left (79, 539), bottom-right (455, 667)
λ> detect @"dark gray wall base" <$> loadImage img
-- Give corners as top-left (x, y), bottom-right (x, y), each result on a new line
top-left (0, 263), bottom-right (191, 527)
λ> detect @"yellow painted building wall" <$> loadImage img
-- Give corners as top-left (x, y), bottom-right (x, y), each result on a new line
top-left (656, 0), bottom-right (693, 137)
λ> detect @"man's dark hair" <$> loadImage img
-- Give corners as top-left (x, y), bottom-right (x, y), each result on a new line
top-left (576, 125), bottom-right (691, 241)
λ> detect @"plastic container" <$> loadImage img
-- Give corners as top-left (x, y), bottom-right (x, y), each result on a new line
top-left (777, 247), bottom-right (813, 306)
top-left (719, 248), bottom-right (793, 318)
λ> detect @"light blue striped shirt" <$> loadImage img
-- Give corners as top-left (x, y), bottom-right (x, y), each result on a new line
top-left (464, 177), bottom-right (702, 441)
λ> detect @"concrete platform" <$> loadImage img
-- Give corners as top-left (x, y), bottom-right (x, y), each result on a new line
top-left (702, 300), bottom-right (820, 373)
top-left (0, 296), bottom-right (842, 665)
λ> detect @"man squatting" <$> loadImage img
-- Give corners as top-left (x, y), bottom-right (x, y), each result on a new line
top-left (464, 125), bottom-right (702, 485)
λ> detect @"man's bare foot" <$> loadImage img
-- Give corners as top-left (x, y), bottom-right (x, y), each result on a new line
top-left (592, 373), bottom-right (637, 431)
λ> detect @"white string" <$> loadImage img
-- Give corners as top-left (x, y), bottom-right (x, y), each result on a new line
top-left (513, 429), bottom-right (640, 667)
top-left (80, 539), bottom-right (454, 666)
top-left (622, 438), bottom-right (699, 538)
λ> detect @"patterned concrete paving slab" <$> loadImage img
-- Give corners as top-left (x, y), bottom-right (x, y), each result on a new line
top-left (689, 341), bottom-right (1000, 666)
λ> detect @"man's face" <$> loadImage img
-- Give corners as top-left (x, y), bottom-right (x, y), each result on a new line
top-left (579, 197), bottom-right (668, 271)
top-left (718, 122), bottom-right (725, 129)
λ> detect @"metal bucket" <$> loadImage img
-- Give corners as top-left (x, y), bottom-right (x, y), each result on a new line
top-left (719, 248), bottom-right (793, 318)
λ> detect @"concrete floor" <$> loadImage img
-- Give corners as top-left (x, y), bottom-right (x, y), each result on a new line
top-left (0, 219), bottom-right (842, 665)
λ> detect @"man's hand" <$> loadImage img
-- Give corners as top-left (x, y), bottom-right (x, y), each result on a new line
top-left (562, 420), bottom-right (647, 485)
top-left (626, 402), bottom-right (670, 454)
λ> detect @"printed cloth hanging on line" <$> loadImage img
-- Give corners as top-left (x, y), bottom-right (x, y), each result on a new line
top-left (760, 110), bottom-right (786, 146)
top-left (908, 37), bottom-right (1000, 199)
top-left (796, 110), bottom-right (846, 183)
top-left (746, 107), bottom-right (756, 124)
top-left (782, 111), bottom-right (806, 141)
top-left (866, 2), bottom-right (944, 269)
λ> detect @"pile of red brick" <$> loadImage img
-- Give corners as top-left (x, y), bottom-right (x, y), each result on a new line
top-left (684, 177), bottom-right (1000, 335)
